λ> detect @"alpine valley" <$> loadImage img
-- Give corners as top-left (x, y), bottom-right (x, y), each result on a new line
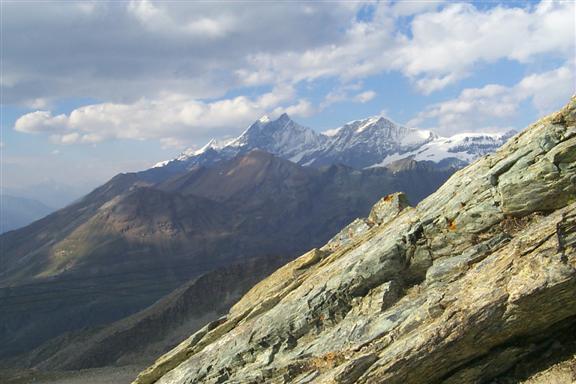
top-left (0, 113), bottom-right (512, 379)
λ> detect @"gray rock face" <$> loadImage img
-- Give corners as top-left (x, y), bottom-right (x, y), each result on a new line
top-left (135, 97), bottom-right (576, 384)
top-left (322, 192), bottom-right (410, 252)
top-left (368, 192), bottom-right (410, 225)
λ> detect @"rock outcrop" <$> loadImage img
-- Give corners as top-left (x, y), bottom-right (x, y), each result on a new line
top-left (322, 192), bottom-right (410, 252)
top-left (135, 97), bottom-right (576, 384)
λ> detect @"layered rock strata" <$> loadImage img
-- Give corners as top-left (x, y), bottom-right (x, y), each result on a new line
top-left (135, 97), bottom-right (576, 384)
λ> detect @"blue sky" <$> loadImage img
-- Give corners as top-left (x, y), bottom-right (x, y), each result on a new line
top-left (1, 0), bottom-right (574, 197)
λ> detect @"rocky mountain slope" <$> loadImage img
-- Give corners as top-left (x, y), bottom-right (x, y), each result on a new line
top-left (134, 97), bottom-right (576, 384)
top-left (154, 113), bottom-right (513, 171)
top-left (8, 257), bottom-right (290, 372)
top-left (0, 150), bottom-right (454, 361)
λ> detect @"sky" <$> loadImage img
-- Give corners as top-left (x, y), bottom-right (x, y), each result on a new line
top-left (1, 0), bottom-right (575, 197)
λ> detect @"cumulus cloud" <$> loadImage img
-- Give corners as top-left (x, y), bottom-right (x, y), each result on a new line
top-left (237, 1), bottom-right (574, 93)
top-left (389, 0), bottom-right (446, 17)
top-left (14, 88), bottom-right (312, 145)
top-left (127, 0), bottom-right (233, 38)
top-left (6, 1), bottom-right (575, 148)
top-left (394, 1), bottom-right (574, 92)
top-left (320, 83), bottom-right (376, 110)
top-left (408, 64), bottom-right (574, 136)
top-left (14, 111), bottom-right (68, 134)
top-left (6, 0), bottom-right (573, 108)
top-left (355, 91), bottom-right (377, 103)
top-left (276, 100), bottom-right (315, 118)
top-left (24, 98), bottom-right (51, 110)
top-left (515, 65), bottom-right (575, 113)
top-left (3, 1), bottom-right (359, 105)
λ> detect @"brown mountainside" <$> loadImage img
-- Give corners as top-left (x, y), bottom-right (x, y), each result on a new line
top-left (0, 149), bottom-right (454, 361)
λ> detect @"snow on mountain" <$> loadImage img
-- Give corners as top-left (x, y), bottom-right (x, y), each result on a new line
top-left (228, 113), bottom-right (328, 162)
top-left (321, 127), bottom-right (342, 137)
top-left (372, 131), bottom-right (516, 168)
top-left (153, 113), bottom-right (514, 171)
top-left (299, 116), bottom-right (438, 168)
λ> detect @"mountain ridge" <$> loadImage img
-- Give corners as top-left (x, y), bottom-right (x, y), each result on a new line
top-left (0, 149), bottom-right (455, 360)
top-left (0, 195), bottom-right (54, 234)
top-left (154, 113), bottom-right (513, 171)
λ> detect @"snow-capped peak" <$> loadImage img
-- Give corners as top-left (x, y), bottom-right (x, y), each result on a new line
top-left (355, 116), bottom-right (382, 133)
top-left (152, 113), bottom-right (514, 171)
top-left (188, 139), bottom-right (217, 156)
top-left (152, 159), bottom-right (171, 168)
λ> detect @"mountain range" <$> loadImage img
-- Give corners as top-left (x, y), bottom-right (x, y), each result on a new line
top-left (0, 112), bottom-right (514, 379)
top-left (0, 153), bottom-right (454, 361)
top-left (0, 195), bottom-right (54, 234)
top-left (2, 181), bottom-right (91, 210)
top-left (154, 113), bottom-right (514, 171)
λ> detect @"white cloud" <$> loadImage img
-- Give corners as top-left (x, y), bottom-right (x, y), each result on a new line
top-left (390, 0), bottom-right (446, 17)
top-left (127, 0), bottom-right (166, 26)
top-left (25, 98), bottom-right (51, 110)
top-left (275, 100), bottom-right (315, 118)
top-left (515, 65), bottom-right (575, 113)
top-left (414, 73), bottom-right (464, 95)
top-left (3, 1), bottom-right (359, 104)
top-left (7, 1), bottom-right (576, 148)
top-left (320, 83), bottom-right (376, 109)
top-left (393, 1), bottom-right (574, 92)
top-left (14, 111), bottom-right (68, 134)
top-left (52, 133), bottom-right (81, 145)
top-left (355, 90), bottom-right (377, 103)
top-left (127, 0), bottom-right (232, 38)
top-left (236, 1), bottom-right (574, 93)
top-left (14, 89), bottom-right (312, 145)
top-left (408, 64), bottom-right (574, 135)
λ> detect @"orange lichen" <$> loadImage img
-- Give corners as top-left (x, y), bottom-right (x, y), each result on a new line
top-left (310, 351), bottom-right (347, 370)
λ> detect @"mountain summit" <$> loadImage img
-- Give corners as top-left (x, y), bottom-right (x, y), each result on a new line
top-left (229, 113), bottom-right (327, 162)
top-left (154, 114), bottom-right (513, 171)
